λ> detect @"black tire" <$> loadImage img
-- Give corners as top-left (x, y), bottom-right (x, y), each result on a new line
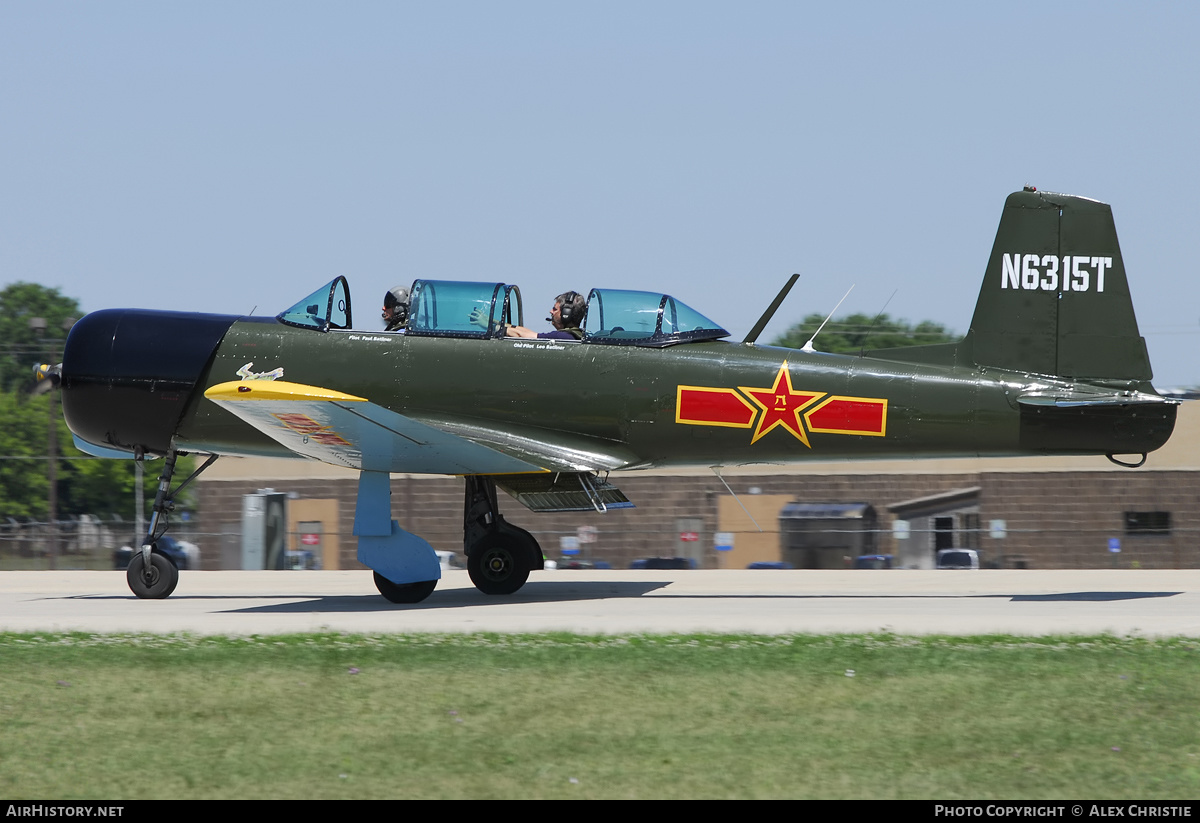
top-left (373, 572), bottom-right (437, 604)
top-left (468, 535), bottom-right (531, 595)
top-left (126, 550), bottom-right (179, 599)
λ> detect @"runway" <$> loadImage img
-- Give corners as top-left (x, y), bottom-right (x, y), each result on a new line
top-left (4, 569), bottom-right (1200, 636)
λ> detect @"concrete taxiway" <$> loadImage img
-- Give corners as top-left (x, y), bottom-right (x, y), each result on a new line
top-left (2, 569), bottom-right (1200, 636)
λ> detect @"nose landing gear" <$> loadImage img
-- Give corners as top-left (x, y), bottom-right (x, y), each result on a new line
top-left (127, 448), bottom-right (218, 599)
top-left (127, 549), bottom-right (179, 599)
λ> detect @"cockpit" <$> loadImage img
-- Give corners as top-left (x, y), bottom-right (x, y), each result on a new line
top-left (276, 277), bottom-right (730, 347)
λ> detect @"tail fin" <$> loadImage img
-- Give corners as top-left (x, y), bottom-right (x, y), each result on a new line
top-left (966, 188), bottom-right (1152, 382)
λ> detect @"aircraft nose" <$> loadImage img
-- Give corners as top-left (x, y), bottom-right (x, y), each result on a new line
top-left (60, 309), bottom-right (239, 455)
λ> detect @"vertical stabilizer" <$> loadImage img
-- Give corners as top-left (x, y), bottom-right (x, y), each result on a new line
top-left (967, 189), bottom-right (1151, 381)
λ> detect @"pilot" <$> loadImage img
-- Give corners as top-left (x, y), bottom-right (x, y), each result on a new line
top-left (504, 291), bottom-right (586, 340)
top-left (382, 286), bottom-right (409, 332)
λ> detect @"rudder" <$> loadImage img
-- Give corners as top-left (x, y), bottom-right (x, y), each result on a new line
top-left (967, 189), bottom-right (1152, 381)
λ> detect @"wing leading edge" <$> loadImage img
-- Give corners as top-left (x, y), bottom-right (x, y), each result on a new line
top-left (203, 380), bottom-right (637, 475)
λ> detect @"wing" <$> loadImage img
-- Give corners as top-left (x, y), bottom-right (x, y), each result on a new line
top-left (203, 380), bottom-right (638, 475)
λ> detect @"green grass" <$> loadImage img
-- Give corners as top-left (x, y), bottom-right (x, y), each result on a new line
top-left (1, 633), bottom-right (1198, 799)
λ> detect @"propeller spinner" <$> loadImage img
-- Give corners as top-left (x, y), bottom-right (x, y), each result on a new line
top-left (31, 363), bottom-right (61, 396)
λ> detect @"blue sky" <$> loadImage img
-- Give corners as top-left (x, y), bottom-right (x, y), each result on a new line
top-left (3, 2), bottom-right (1198, 385)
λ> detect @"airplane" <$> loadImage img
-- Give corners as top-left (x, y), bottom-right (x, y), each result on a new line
top-left (49, 187), bottom-right (1177, 603)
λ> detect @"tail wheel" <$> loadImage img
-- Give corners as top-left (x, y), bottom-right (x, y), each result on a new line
top-left (126, 549), bottom-right (179, 599)
top-left (373, 572), bottom-right (437, 604)
top-left (468, 535), bottom-right (531, 595)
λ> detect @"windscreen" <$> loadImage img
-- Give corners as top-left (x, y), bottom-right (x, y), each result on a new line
top-left (583, 289), bottom-right (728, 346)
top-left (276, 277), bottom-right (352, 331)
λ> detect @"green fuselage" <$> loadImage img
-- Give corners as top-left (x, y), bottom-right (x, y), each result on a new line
top-left (172, 318), bottom-right (1174, 468)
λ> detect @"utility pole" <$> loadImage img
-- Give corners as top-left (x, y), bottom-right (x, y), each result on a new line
top-left (29, 316), bottom-right (75, 570)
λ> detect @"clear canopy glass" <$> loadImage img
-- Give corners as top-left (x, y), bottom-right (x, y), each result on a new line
top-left (276, 277), bottom-right (352, 332)
top-left (274, 278), bottom-right (726, 347)
top-left (407, 280), bottom-right (523, 338)
top-left (582, 289), bottom-right (728, 347)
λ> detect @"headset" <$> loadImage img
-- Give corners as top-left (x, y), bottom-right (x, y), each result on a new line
top-left (553, 291), bottom-right (585, 327)
top-left (383, 286), bottom-right (410, 325)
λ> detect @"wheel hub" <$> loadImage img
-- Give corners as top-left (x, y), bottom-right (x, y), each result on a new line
top-left (485, 550), bottom-right (511, 578)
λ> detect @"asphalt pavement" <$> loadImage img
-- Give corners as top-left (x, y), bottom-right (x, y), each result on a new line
top-left (3, 568), bottom-right (1200, 636)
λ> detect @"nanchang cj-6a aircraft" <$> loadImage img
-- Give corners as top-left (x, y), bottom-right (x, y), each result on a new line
top-left (51, 188), bottom-right (1177, 602)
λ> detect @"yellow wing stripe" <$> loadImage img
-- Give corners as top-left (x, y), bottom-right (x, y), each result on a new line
top-left (204, 380), bottom-right (367, 403)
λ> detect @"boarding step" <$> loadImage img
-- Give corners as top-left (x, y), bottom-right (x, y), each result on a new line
top-left (494, 472), bottom-right (635, 513)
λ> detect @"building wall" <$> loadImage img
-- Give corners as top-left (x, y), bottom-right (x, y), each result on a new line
top-left (192, 467), bottom-right (1200, 571)
top-left (716, 495), bottom-right (792, 569)
top-left (288, 498), bottom-right (340, 570)
top-left (979, 471), bottom-right (1197, 569)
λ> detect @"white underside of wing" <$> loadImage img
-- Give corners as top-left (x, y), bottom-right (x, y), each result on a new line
top-left (203, 380), bottom-right (637, 475)
top-left (204, 381), bottom-right (544, 474)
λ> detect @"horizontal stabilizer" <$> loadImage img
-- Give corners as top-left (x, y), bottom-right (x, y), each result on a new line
top-left (493, 472), bottom-right (635, 513)
top-left (1017, 391), bottom-right (1176, 453)
top-left (1017, 390), bottom-right (1178, 409)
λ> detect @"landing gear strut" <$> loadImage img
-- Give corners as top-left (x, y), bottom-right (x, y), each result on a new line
top-left (128, 448), bottom-right (217, 599)
top-left (463, 476), bottom-right (542, 596)
top-left (355, 470), bottom-right (442, 603)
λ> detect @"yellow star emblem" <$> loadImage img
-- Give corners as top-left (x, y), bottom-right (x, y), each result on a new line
top-left (738, 361), bottom-right (822, 446)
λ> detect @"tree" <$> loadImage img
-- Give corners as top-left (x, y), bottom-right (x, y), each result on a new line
top-left (770, 312), bottom-right (958, 353)
top-left (0, 282), bottom-right (194, 525)
top-left (0, 282), bottom-right (81, 392)
top-left (0, 387), bottom-right (191, 523)
top-left (0, 390), bottom-right (51, 519)
top-left (56, 430), bottom-right (166, 523)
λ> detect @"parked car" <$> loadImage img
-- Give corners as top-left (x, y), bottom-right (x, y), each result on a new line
top-left (936, 549), bottom-right (979, 569)
top-left (854, 554), bottom-right (894, 569)
top-left (558, 559), bottom-right (613, 570)
top-left (113, 535), bottom-right (192, 571)
top-left (629, 557), bottom-right (695, 570)
top-left (746, 561), bottom-right (793, 569)
top-left (435, 550), bottom-right (464, 570)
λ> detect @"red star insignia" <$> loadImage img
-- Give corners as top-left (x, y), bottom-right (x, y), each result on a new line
top-left (739, 362), bottom-right (822, 446)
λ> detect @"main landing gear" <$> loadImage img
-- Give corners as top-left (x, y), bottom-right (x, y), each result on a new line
top-left (373, 573), bottom-right (438, 604)
top-left (127, 449), bottom-right (218, 599)
top-left (361, 474), bottom-right (541, 603)
top-left (361, 474), bottom-right (542, 604)
top-left (463, 476), bottom-right (542, 596)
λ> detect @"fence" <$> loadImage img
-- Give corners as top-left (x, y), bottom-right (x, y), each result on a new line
top-left (2, 519), bottom-right (1197, 571)
top-left (0, 518), bottom-right (208, 571)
